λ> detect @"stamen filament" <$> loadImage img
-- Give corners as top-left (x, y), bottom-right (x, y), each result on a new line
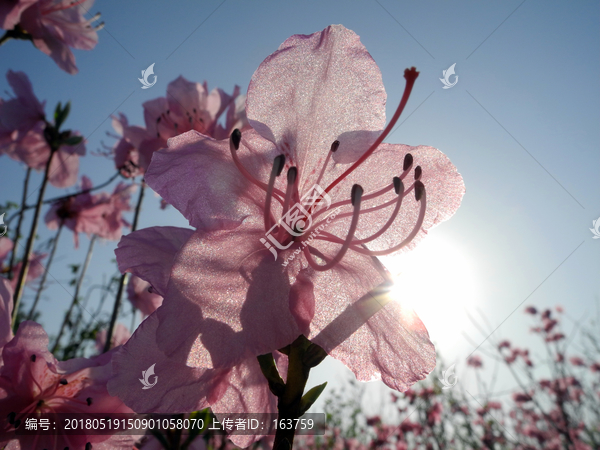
top-left (264, 155), bottom-right (286, 231)
top-left (323, 68), bottom-right (419, 196)
top-left (303, 185), bottom-right (363, 271)
top-left (314, 140), bottom-right (339, 191)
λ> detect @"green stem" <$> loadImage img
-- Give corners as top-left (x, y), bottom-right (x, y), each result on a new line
top-left (12, 149), bottom-right (56, 329)
top-left (103, 181), bottom-right (145, 353)
top-left (272, 337), bottom-right (311, 450)
top-left (51, 234), bottom-right (96, 354)
top-left (27, 223), bottom-right (63, 320)
top-left (7, 167), bottom-right (31, 279)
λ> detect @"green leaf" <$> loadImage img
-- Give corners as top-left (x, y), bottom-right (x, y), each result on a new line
top-left (257, 353), bottom-right (285, 397)
top-left (54, 102), bottom-right (62, 123)
top-left (54, 101), bottom-right (71, 130)
top-left (299, 382), bottom-right (327, 415)
top-left (303, 342), bottom-right (327, 368)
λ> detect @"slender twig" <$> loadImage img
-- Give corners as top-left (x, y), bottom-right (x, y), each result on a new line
top-left (51, 235), bottom-right (96, 353)
top-left (7, 171), bottom-right (121, 224)
top-left (27, 223), bottom-right (63, 320)
top-left (103, 181), bottom-right (145, 353)
top-left (7, 168), bottom-right (31, 279)
top-left (12, 149), bottom-right (56, 329)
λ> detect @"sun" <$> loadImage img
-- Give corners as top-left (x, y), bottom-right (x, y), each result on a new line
top-left (380, 234), bottom-right (479, 350)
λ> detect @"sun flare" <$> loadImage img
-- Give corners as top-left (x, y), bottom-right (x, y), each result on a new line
top-left (381, 234), bottom-right (478, 348)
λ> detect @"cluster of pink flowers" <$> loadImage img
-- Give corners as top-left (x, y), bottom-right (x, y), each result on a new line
top-left (111, 76), bottom-right (248, 178)
top-left (0, 0), bottom-right (101, 74)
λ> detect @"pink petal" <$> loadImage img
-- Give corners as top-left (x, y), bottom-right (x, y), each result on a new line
top-left (0, 278), bottom-right (13, 350)
top-left (127, 275), bottom-right (163, 317)
top-left (115, 226), bottom-right (194, 296)
top-left (154, 221), bottom-right (301, 369)
top-left (48, 145), bottom-right (81, 188)
top-left (246, 24), bottom-right (386, 187)
top-left (0, 237), bottom-right (13, 264)
top-left (306, 252), bottom-right (436, 391)
top-left (107, 313), bottom-right (223, 413)
top-left (145, 130), bottom-right (269, 231)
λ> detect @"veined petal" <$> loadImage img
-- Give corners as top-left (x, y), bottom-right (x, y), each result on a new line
top-left (115, 226), bottom-right (194, 297)
top-left (247, 24), bottom-right (386, 189)
top-left (154, 220), bottom-right (301, 369)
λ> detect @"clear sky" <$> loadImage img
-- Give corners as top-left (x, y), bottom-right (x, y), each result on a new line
top-left (1, 0), bottom-right (598, 413)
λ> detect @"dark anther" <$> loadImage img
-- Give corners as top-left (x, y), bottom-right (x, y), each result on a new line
top-left (414, 166), bottom-right (422, 180)
top-left (193, 108), bottom-right (197, 113)
top-left (59, 378), bottom-right (68, 385)
top-left (231, 129), bottom-right (242, 150)
top-left (86, 443), bottom-right (93, 450)
top-left (287, 167), bottom-right (297, 184)
top-left (37, 400), bottom-right (44, 407)
top-left (156, 117), bottom-right (161, 123)
top-left (414, 180), bottom-right (425, 201)
top-left (31, 354), bottom-right (36, 362)
top-left (7, 412), bottom-right (15, 424)
top-left (403, 153), bottom-right (413, 171)
top-left (14, 419), bottom-right (21, 429)
top-left (274, 155), bottom-right (286, 176)
top-left (65, 447), bottom-right (70, 450)
top-left (330, 140), bottom-right (340, 152)
top-left (351, 184), bottom-right (364, 206)
top-left (393, 177), bottom-right (403, 195)
top-left (86, 397), bottom-right (93, 406)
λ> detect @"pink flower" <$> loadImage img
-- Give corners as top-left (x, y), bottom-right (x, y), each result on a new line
top-left (0, 311), bottom-right (134, 448)
top-left (569, 356), bottom-right (586, 367)
top-left (0, 70), bottom-right (85, 187)
top-left (467, 355), bottom-right (483, 368)
top-left (112, 77), bottom-right (248, 178)
top-left (0, 0), bottom-right (37, 30)
top-left (0, 237), bottom-right (13, 264)
top-left (95, 323), bottom-right (131, 352)
top-left (14, 0), bottom-right (101, 74)
top-left (45, 176), bottom-right (136, 246)
top-left (498, 340), bottom-right (511, 349)
top-left (8, 250), bottom-right (47, 291)
top-left (109, 24), bottom-right (464, 443)
top-left (127, 275), bottom-right (163, 317)
top-left (524, 306), bottom-right (537, 315)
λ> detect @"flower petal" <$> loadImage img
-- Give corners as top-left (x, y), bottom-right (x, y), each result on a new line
top-left (246, 24), bottom-right (386, 187)
top-left (154, 220), bottom-right (301, 369)
top-left (115, 226), bottom-right (194, 297)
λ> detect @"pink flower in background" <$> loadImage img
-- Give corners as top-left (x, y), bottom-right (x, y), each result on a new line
top-left (0, 237), bottom-right (13, 265)
top-left (127, 274), bottom-right (163, 317)
top-left (467, 355), bottom-right (483, 368)
top-left (8, 250), bottom-right (47, 291)
top-left (0, 70), bottom-right (85, 187)
top-left (45, 175), bottom-right (136, 246)
top-left (111, 76), bottom-right (248, 179)
top-left (7, 0), bottom-right (102, 74)
top-left (569, 356), bottom-right (586, 367)
top-left (0, 299), bottom-right (134, 449)
top-left (95, 322), bottom-right (131, 352)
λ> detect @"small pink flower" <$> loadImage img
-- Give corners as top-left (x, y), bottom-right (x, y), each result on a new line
top-left (524, 306), bottom-right (537, 315)
top-left (0, 71), bottom-right (85, 187)
top-left (16, 0), bottom-right (102, 74)
top-left (498, 340), bottom-right (511, 349)
top-left (512, 392), bottom-right (532, 405)
top-left (45, 176), bottom-right (136, 247)
top-left (0, 237), bottom-right (13, 264)
top-left (569, 356), bottom-right (586, 367)
top-left (0, 306), bottom-right (134, 448)
top-left (127, 275), bottom-right (163, 317)
top-left (590, 362), bottom-right (600, 373)
top-left (8, 250), bottom-right (47, 291)
top-left (467, 355), bottom-right (483, 368)
top-left (95, 323), bottom-right (131, 352)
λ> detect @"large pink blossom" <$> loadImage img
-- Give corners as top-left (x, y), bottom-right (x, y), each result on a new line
top-left (0, 285), bottom-right (135, 449)
top-left (45, 175), bottom-right (136, 246)
top-left (111, 76), bottom-right (248, 178)
top-left (109, 24), bottom-right (464, 444)
top-left (0, 70), bottom-right (85, 187)
top-left (6, 0), bottom-right (102, 74)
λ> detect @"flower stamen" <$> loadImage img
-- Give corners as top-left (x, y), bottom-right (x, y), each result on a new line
top-left (264, 155), bottom-right (286, 231)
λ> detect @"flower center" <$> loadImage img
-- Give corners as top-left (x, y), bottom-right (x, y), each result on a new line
top-left (229, 67), bottom-right (428, 269)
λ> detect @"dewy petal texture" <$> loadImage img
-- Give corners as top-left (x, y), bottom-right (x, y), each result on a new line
top-left (247, 24), bottom-right (386, 187)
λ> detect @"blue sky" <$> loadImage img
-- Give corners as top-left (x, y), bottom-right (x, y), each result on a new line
top-left (1, 0), bottom-right (598, 412)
